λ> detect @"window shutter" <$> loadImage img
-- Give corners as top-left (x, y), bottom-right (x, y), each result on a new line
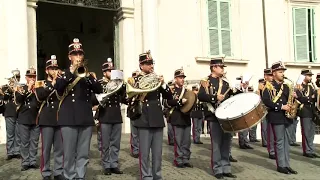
top-left (207, 0), bottom-right (220, 55)
top-left (293, 8), bottom-right (309, 62)
top-left (219, 1), bottom-right (231, 56)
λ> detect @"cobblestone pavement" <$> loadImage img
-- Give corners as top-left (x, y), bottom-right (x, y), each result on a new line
top-left (0, 133), bottom-right (319, 180)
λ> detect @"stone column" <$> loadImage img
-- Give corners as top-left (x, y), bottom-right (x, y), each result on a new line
top-left (142, 0), bottom-right (159, 71)
top-left (0, 0), bottom-right (29, 144)
top-left (118, 0), bottom-right (135, 133)
top-left (27, 0), bottom-right (38, 70)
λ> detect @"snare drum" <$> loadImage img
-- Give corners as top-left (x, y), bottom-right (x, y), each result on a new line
top-left (215, 92), bottom-right (267, 133)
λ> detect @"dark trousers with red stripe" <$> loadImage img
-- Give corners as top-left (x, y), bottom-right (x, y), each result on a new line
top-left (5, 117), bottom-right (20, 156)
top-left (100, 123), bottom-right (122, 169)
top-left (267, 122), bottom-right (275, 155)
top-left (167, 123), bottom-right (174, 144)
top-left (40, 126), bottom-right (63, 178)
top-left (130, 120), bottom-right (139, 156)
top-left (271, 124), bottom-right (290, 168)
top-left (173, 125), bottom-right (191, 165)
top-left (209, 121), bottom-right (232, 175)
top-left (19, 124), bottom-right (40, 167)
top-left (288, 118), bottom-right (298, 144)
top-left (192, 117), bottom-right (203, 143)
top-left (300, 118), bottom-right (315, 154)
top-left (138, 128), bottom-right (163, 180)
top-left (261, 118), bottom-right (268, 146)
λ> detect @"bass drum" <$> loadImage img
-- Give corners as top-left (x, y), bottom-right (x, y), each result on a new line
top-left (215, 92), bottom-right (267, 133)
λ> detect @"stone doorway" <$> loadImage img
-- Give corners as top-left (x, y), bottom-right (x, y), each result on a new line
top-left (36, 0), bottom-right (120, 80)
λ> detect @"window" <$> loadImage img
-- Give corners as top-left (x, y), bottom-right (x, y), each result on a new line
top-left (293, 8), bottom-right (316, 62)
top-left (206, 0), bottom-right (232, 56)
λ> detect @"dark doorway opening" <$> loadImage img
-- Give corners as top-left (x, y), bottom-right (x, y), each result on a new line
top-left (36, 2), bottom-right (116, 80)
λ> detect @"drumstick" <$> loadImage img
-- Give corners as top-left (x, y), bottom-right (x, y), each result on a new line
top-left (223, 88), bottom-right (231, 96)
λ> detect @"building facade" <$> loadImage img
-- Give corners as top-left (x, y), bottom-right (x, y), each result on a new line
top-left (1, 0), bottom-right (320, 143)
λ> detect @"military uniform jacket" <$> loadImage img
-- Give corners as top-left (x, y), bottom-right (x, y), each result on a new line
top-left (96, 79), bottom-right (127, 124)
top-left (262, 80), bottom-right (292, 125)
top-left (130, 74), bottom-right (173, 128)
top-left (165, 86), bottom-right (191, 126)
top-left (198, 75), bottom-right (241, 122)
top-left (35, 80), bottom-right (59, 126)
top-left (54, 69), bottom-right (103, 126)
top-left (1, 85), bottom-right (18, 118)
top-left (191, 96), bottom-right (204, 119)
top-left (296, 83), bottom-right (316, 118)
top-left (14, 85), bottom-right (39, 125)
top-left (0, 94), bottom-right (4, 114)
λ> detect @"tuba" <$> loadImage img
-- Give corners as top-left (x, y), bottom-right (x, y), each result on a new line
top-left (284, 77), bottom-right (300, 119)
top-left (126, 72), bottom-right (162, 99)
top-left (95, 79), bottom-right (124, 108)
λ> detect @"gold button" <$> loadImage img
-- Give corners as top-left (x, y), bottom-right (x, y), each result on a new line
top-left (72, 94), bottom-right (74, 96)
top-left (52, 106), bottom-right (54, 108)
top-left (71, 89), bottom-right (74, 91)
top-left (147, 104), bottom-right (149, 106)
top-left (72, 99), bottom-right (75, 102)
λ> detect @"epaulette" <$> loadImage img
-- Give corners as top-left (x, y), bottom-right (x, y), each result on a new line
top-left (127, 77), bottom-right (135, 86)
top-left (263, 81), bottom-right (274, 91)
top-left (169, 85), bottom-right (175, 93)
top-left (98, 79), bottom-right (104, 83)
top-left (200, 76), bottom-right (209, 87)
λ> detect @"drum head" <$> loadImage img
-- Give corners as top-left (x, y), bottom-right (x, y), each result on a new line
top-left (215, 92), bottom-right (261, 120)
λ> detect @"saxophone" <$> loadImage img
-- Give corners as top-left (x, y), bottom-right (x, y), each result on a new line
top-left (284, 77), bottom-right (300, 119)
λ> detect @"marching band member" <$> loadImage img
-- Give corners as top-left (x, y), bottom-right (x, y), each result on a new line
top-left (262, 61), bottom-right (297, 174)
top-left (164, 80), bottom-right (175, 146)
top-left (54, 38), bottom-right (103, 180)
top-left (14, 67), bottom-right (40, 171)
top-left (127, 50), bottom-right (172, 180)
top-left (96, 58), bottom-right (126, 175)
top-left (1, 69), bottom-right (21, 160)
top-left (165, 68), bottom-right (193, 168)
top-left (237, 77), bottom-right (254, 149)
top-left (247, 86), bottom-right (259, 142)
top-left (191, 84), bottom-right (204, 144)
top-left (259, 69), bottom-right (276, 159)
top-left (296, 69), bottom-right (319, 158)
top-left (35, 55), bottom-right (64, 180)
top-left (198, 58), bottom-right (243, 179)
top-left (128, 70), bottom-right (140, 158)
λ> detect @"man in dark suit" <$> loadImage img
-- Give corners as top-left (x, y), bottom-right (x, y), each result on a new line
top-left (15, 67), bottom-right (40, 171)
top-left (128, 70), bottom-right (140, 158)
top-left (95, 58), bottom-right (126, 175)
top-left (54, 38), bottom-right (103, 180)
top-left (198, 58), bottom-right (243, 179)
top-left (166, 68), bottom-right (193, 168)
top-left (127, 50), bottom-right (172, 180)
top-left (1, 69), bottom-right (21, 160)
top-left (296, 69), bottom-right (319, 158)
top-left (262, 61), bottom-right (297, 174)
top-left (191, 84), bottom-right (204, 144)
top-left (35, 55), bottom-right (64, 180)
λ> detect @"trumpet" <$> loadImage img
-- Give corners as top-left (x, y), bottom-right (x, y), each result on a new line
top-left (73, 59), bottom-right (89, 78)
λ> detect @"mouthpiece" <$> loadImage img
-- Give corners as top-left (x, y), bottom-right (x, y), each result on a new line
top-left (284, 77), bottom-right (288, 79)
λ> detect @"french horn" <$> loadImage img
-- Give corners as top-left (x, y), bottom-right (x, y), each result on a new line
top-left (95, 79), bottom-right (124, 108)
top-left (126, 73), bottom-right (162, 99)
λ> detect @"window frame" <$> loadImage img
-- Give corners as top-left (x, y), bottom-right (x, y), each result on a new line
top-left (292, 7), bottom-right (317, 62)
top-left (206, 0), bottom-right (232, 56)
top-left (288, 2), bottom-right (320, 63)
